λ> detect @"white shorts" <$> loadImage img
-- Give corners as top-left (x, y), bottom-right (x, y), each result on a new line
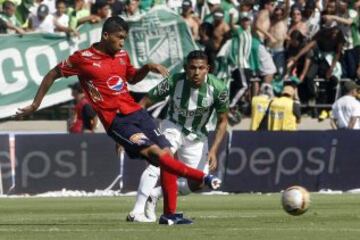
top-left (258, 44), bottom-right (277, 76)
top-left (160, 119), bottom-right (209, 174)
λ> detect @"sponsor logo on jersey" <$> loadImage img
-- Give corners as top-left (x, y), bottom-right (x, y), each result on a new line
top-left (107, 76), bottom-right (126, 93)
top-left (92, 62), bottom-right (101, 68)
top-left (81, 51), bottom-right (93, 57)
top-left (218, 91), bottom-right (229, 104)
top-left (174, 104), bottom-right (209, 117)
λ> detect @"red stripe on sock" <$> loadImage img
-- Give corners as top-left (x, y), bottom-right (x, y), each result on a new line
top-left (158, 153), bottom-right (205, 182)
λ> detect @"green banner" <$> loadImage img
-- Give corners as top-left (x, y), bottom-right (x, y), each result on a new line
top-left (0, 6), bottom-right (197, 119)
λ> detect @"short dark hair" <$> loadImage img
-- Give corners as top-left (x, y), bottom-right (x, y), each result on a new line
top-left (91, 0), bottom-right (109, 14)
top-left (69, 82), bottom-right (83, 93)
top-left (260, 0), bottom-right (275, 9)
top-left (55, 0), bottom-right (67, 6)
top-left (186, 50), bottom-right (208, 63)
top-left (102, 16), bottom-right (129, 35)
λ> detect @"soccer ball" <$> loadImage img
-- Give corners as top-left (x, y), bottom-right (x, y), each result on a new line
top-left (281, 186), bottom-right (310, 216)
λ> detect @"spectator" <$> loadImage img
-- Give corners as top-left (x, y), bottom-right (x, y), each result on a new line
top-left (107, 0), bottom-right (125, 16)
top-left (90, 0), bottom-right (110, 20)
top-left (0, 0), bottom-right (25, 34)
top-left (67, 82), bottom-right (98, 133)
top-left (250, 83), bottom-right (274, 130)
top-left (323, 0), bottom-right (360, 79)
top-left (228, 11), bottom-right (253, 116)
top-left (288, 22), bottom-right (345, 121)
top-left (181, 0), bottom-right (200, 40)
top-left (288, 4), bottom-right (308, 38)
top-left (286, 30), bottom-right (313, 107)
top-left (198, 22), bottom-right (217, 72)
top-left (68, 0), bottom-right (98, 29)
top-left (254, 0), bottom-right (277, 84)
top-left (53, 0), bottom-right (78, 35)
top-left (269, 0), bottom-right (290, 76)
top-left (212, 8), bottom-right (230, 51)
top-left (331, 81), bottom-right (360, 129)
top-left (120, 0), bottom-right (142, 19)
top-left (303, 0), bottom-right (321, 39)
top-left (268, 85), bottom-right (301, 130)
top-left (28, 4), bottom-right (55, 33)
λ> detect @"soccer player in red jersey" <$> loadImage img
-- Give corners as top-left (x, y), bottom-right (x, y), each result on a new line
top-left (16, 16), bottom-right (221, 225)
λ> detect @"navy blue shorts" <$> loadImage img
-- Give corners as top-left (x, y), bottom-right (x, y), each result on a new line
top-left (107, 109), bottom-right (171, 159)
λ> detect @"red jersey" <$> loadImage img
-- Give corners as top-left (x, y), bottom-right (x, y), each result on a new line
top-left (58, 45), bottom-right (142, 129)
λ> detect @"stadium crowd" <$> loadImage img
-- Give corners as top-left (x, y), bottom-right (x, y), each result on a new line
top-left (1, 0), bottom-right (360, 125)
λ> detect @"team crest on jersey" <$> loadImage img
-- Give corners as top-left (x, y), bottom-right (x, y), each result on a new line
top-left (81, 51), bottom-right (93, 57)
top-left (107, 76), bottom-right (126, 93)
top-left (218, 91), bottom-right (229, 104)
top-left (129, 133), bottom-right (149, 146)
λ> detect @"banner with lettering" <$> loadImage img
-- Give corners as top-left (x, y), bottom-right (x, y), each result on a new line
top-left (0, 6), bottom-right (197, 119)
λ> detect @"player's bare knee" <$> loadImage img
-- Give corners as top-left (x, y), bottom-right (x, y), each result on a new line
top-left (141, 145), bottom-right (171, 167)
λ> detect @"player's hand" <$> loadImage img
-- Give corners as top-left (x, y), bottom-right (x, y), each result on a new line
top-left (147, 64), bottom-right (170, 78)
top-left (15, 103), bottom-right (38, 119)
top-left (208, 150), bottom-right (218, 171)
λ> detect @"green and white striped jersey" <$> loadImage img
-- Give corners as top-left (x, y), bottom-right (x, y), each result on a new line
top-left (148, 73), bottom-right (229, 139)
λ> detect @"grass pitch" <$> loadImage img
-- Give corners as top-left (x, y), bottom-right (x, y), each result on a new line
top-left (0, 193), bottom-right (359, 240)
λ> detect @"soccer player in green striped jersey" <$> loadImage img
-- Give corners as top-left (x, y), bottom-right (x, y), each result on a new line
top-left (127, 50), bottom-right (229, 223)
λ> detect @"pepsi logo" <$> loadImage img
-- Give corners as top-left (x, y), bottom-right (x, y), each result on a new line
top-left (107, 76), bottom-right (125, 92)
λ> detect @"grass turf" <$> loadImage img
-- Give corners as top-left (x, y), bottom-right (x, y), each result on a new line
top-left (0, 193), bottom-right (359, 240)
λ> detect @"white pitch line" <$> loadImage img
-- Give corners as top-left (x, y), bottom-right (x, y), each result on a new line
top-left (0, 227), bottom-right (359, 233)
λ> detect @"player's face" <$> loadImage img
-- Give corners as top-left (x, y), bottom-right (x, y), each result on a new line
top-left (185, 59), bottom-right (209, 88)
top-left (103, 30), bottom-right (127, 54)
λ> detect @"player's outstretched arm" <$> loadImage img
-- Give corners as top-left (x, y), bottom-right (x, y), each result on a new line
top-left (130, 63), bottom-right (169, 84)
top-left (15, 67), bottom-right (62, 119)
top-left (208, 112), bottom-right (228, 171)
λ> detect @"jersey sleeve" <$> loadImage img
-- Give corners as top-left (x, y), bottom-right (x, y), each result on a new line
top-left (352, 102), bottom-right (360, 117)
top-left (147, 76), bottom-right (172, 103)
top-left (125, 52), bottom-right (138, 81)
top-left (57, 51), bottom-right (82, 77)
top-left (214, 83), bottom-right (229, 113)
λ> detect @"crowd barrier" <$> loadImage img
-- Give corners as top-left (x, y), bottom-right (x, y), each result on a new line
top-left (0, 130), bottom-right (359, 194)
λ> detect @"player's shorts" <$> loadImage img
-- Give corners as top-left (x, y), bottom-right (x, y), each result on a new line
top-left (160, 119), bottom-right (209, 173)
top-left (107, 109), bottom-right (171, 159)
top-left (258, 44), bottom-right (277, 76)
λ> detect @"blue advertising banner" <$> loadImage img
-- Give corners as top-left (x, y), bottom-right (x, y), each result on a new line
top-left (10, 130), bottom-right (360, 194)
top-left (219, 131), bottom-right (360, 192)
top-left (14, 134), bottom-right (120, 194)
top-left (0, 134), bottom-right (12, 193)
